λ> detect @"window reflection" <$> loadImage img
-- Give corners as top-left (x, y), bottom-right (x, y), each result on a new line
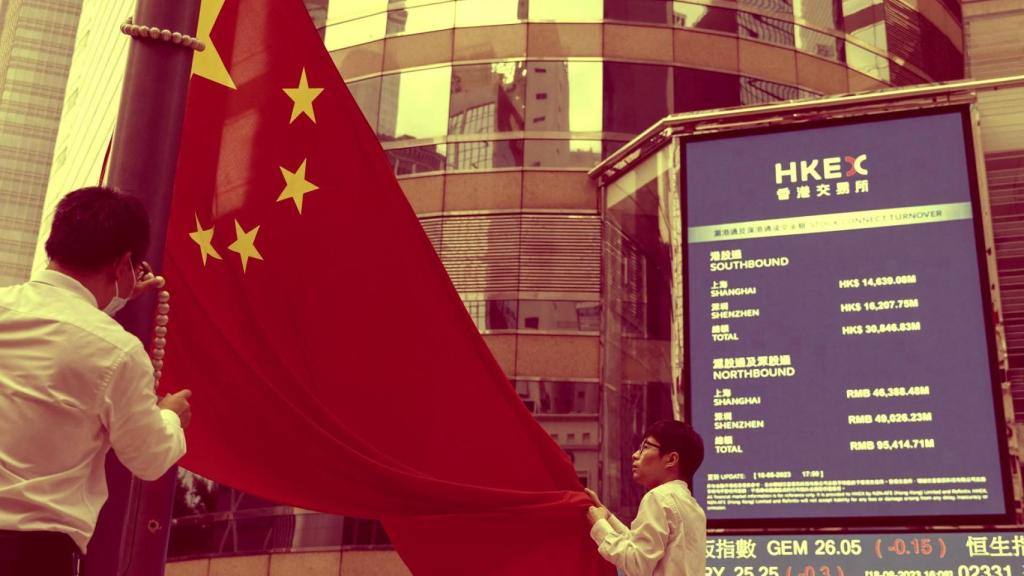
top-left (386, 2), bottom-right (455, 36)
top-left (890, 64), bottom-right (927, 86)
top-left (170, 512), bottom-right (390, 558)
top-left (792, 0), bottom-right (844, 60)
top-left (737, 0), bottom-right (793, 17)
top-left (673, 68), bottom-right (740, 112)
top-left (740, 76), bottom-right (813, 105)
top-left (845, 42), bottom-right (890, 81)
top-left (293, 514), bottom-right (347, 547)
top-left (169, 472), bottom-right (396, 558)
top-left (446, 140), bottom-right (524, 170)
top-left (524, 139), bottom-right (602, 168)
top-left (738, 12), bottom-right (795, 47)
top-left (606, 228), bottom-right (652, 339)
top-left (347, 77), bottom-right (381, 129)
top-left (672, 2), bottom-right (737, 33)
top-left (525, 61), bottom-right (602, 133)
top-left (794, 0), bottom-right (840, 33)
top-left (463, 299), bottom-right (518, 330)
top-left (377, 66), bottom-right (451, 141)
top-left (842, 0), bottom-right (883, 23)
top-left (390, 0), bottom-right (451, 7)
top-left (605, 152), bottom-right (675, 342)
top-left (603, 62), bottom-right (672, 135)
top-left (605, 0), bottom-right (672, 24)
top-left (842, 0), bottom-right (886, 49)
top-left (455, 0), bottom-right (527, 26)
top-left (518, 300), bottom-right (600, 331)
top-left (449, 62), bottom-right (527, 136)
top-left (796, 25), bottom-right (842, 60)
top-left (324, 13), bottom-right (386, 50)
top-left (304, 0), bottom-right (329, 29)
top-left (603, 140), bottom-right (629, 160)
top-left (602, 146), bottom-right (680, 517)
top-left (515, 380), bottom-right (600, 414)
top-left (843, 0), bottom-right (889, 79)
top-left (883, 0), bottom-right (960, 81)
top-left (321, 0), bottom-right (388, 24)
top-left (387, 144), bottom-right (447, 175)
top-left (527, 0), bottom-right (602, 21)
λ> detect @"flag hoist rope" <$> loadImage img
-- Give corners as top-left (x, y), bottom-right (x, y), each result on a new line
top-left (151, 290), bottom-right (169, 387)
top-left (119, 17), bottom-right (206, 52)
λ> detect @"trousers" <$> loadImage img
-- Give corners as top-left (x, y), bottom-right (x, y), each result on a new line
top-left (0, 529), bottom-right (80, 576)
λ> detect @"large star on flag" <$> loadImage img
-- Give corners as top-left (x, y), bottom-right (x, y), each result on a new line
top-left (277, 159), bottom-right (319, 214)
top-left (282, 68), bottom-right (323, 123)
top-left (227, 219), bottom-right (263, 273)
top-left (189, 214), bottom-right (223, 265)
top-left (192, 0), bottom-right (236, 89)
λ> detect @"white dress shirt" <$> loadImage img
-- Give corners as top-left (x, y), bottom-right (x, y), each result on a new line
top-left (590, 480), bottom-right (707, 576)
top-left (0, 269), bottom-right (185, 553)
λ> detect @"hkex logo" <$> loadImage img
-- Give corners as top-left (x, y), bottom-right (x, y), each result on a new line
top-left (774, 154), bottom-right (868, 185)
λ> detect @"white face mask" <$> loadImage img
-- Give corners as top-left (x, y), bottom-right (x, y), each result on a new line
top-left (102, 259), bottom-right (134, 316)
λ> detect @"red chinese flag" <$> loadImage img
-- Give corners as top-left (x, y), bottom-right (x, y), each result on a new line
top-left (161, 1), bottom-right (613, 574)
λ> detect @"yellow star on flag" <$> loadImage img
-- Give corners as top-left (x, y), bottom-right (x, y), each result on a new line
top-left (277, 159), bottom-right (319, 214)
top-left (192, 0), bottom-right (236, 89)
top-left (189, 214), bottom-right (223, 266)
top-left (227, 219), bottom-right (263, 273)
top-left (282, 68), bottom-right (323, 123)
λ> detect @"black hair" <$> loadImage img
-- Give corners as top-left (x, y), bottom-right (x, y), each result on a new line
top-left (644, 420), bottom-right (705, 485)
top-left (45, 187), bottom-right (150, 273)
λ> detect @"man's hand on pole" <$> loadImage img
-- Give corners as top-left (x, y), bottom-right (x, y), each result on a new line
top-left (132, 260), bottom-right (165, 298)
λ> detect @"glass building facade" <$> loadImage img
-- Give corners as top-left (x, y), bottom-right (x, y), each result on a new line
top-left (963, 0), bottom-right (1024, 421)
top-left (0, 0), bottom-right (80, 286)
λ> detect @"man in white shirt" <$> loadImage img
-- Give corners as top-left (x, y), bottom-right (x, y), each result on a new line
top-left (0, 186), bottom-right (192, 576)
top-left (586, 420), bottom-right (706, 576)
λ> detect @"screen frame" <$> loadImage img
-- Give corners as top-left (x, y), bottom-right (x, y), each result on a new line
top-left (681, 104), bottom-right (1014, 529)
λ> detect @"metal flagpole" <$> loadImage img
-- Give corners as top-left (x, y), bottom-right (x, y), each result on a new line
top-left (83, 1), bottom-right (201, 574)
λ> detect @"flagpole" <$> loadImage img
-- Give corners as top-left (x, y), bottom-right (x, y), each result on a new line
top-left (84, 1), bottom-right (201, 575)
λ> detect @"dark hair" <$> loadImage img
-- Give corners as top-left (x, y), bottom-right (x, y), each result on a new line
top-left (644, 420), bottom-right (704, 484)
top-left (45, 187), bottom-right (150, 272)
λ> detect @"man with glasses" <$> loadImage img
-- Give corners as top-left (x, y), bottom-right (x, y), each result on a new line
top-left (0, 187), bottom-right (192, 576)
top-left (585, 420), bottom-right (706, 576)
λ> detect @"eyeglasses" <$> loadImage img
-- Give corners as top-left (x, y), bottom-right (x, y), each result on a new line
top-left (637, 439), bottom-right (661, 454)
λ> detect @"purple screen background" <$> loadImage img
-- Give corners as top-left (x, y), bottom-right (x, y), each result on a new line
top-left (685, 110), bottom-right (1007, 521)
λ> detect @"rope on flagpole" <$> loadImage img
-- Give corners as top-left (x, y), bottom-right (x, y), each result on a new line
top-left (120, 17), bottom-right (206, 52)
top-left (151, 290), bottom-right (170, 387)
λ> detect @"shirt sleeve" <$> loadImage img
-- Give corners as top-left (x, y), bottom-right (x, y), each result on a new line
top-left (588, 492), bottom-right (671, 576)
top-left (99, 345), bottom-right (186, 481)
top-left (609, 514), bottom-right (629, 533)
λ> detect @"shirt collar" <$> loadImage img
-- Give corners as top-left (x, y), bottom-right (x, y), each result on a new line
top-left (31, 268), bottom-right (99, 308)
top-left (669, 479), bottom-right (692, 494)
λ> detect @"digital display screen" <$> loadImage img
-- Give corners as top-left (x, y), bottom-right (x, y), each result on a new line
top-left (684, 107), bottom-right (1010, 525)
top-left (707, 531), bottom-right (1024, 576)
